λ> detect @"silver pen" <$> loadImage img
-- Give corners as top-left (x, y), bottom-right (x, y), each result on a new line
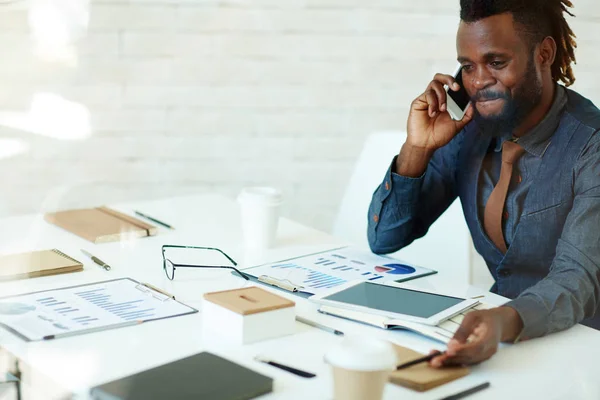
top-left (43, 320), bottom-right (142, 340)
top-left (296, 316), bottom-right (344, 336)
top-left (81, 249), bottom-right (111, 271)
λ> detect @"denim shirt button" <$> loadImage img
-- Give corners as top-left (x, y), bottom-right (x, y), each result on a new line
top-left (498, 269), bottom-right (512, 278)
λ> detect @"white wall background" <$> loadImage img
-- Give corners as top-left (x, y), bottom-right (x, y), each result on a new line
top-left (1, 0), bottom-right (599, 233)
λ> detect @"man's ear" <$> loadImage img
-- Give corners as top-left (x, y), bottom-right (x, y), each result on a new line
top-left (538, 36), bottom-right (557, 70)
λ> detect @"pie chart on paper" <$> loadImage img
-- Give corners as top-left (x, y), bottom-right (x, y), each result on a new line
top-left (374, 263), bottom-right (416, 275)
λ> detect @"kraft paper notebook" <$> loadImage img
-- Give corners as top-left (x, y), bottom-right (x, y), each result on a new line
top-left (390, 344), bottom-right (469, 392)
top-left (0, 249), bottom-right (83, 281)
top-left (45, 206), bottom-right (157, 243)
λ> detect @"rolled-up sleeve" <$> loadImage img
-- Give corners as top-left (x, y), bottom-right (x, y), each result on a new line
top-left (506, 131), bottom-right (600, 339)
top-left (368, 132), bottom-right (465, 255)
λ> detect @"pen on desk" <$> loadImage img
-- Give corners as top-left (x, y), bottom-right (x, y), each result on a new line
top-left (439, 382), bottom-right (490, 400)
top-left (296, 316), bottom-right (344, 336)
top-left (81, 249), bottom-right (111, 271)
top-left (134, 210), bottom-right (175, 230)
top-left (254, 356), bottom-right (316, 378)
top-left (42, 320), bottom-right (142, 340)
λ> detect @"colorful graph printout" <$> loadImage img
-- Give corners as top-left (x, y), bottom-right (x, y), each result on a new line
top-left (243, 247), bottom-right (436, 296)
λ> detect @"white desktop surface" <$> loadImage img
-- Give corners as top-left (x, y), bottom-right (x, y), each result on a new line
top-left (0, 194), bottom-right (598, 400)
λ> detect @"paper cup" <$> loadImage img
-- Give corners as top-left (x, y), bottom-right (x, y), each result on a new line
top-left (238, 187), bottom-right (283, 250)
top-left (324, 337), bottom-right (397, 400)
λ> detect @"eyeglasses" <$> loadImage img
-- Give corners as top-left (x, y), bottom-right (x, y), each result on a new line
top-left (161, 245), bottom-right (249, 281)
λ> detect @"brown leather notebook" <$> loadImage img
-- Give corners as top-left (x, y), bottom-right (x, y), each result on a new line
top-left (0, 249), bottom-right (83, 281)
top-left (45, 206), bottom-right (157, 244)
top-left (390, 344), bottom-right (469, 392)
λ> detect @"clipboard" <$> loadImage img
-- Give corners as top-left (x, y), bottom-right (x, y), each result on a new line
top-left (241, 246), bottom-right (437, 298)
top-left (0, 278), bottom-right (197, 341)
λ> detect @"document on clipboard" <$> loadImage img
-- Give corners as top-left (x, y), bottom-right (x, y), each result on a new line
top-left (0, 278), bottom-right (197, 341)
top-left (242, 247), bottom-right (437, 297)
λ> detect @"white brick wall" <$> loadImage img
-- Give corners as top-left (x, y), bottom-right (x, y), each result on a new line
top-left (1, 0), bottom-right (599, 233)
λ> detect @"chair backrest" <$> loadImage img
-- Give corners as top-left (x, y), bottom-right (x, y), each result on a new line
top-left (332, 131), bottom-right (473, 285)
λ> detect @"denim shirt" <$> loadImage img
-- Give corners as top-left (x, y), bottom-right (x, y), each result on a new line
top-left (368, 87), bottom-right (600, 339)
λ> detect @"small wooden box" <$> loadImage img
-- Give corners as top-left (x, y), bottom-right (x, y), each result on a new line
top-left (202, 287), bottom-right (296, 344)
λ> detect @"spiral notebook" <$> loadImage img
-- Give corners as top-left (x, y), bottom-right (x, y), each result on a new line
top-left (0, 249), bottom-right (83, 281)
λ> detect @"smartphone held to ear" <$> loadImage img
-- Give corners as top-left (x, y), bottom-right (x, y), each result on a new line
top-left (445, 65), bottom-right (471, 121)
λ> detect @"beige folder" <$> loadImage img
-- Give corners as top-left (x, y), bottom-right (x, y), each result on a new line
top-left (0, 249), bottom-right (83, 281)
top-left (390, 344), bottom-right (470, 392)
top-left (45, 206), bottom-right (157, 244)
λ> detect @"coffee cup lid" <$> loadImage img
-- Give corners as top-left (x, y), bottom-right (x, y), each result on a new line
top-left (238, 187), bottom-right (283, 206)
top-left (324, 337), bottom-right (397, 371)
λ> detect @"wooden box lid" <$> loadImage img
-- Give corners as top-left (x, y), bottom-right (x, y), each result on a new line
top-left (203, 287), bottom-right (295, 316)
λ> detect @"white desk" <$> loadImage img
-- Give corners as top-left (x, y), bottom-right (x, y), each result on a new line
top-left (0, 194), bottom-right (598, 400)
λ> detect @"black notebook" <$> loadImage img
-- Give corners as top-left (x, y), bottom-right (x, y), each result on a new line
top-left (90, 352), bottom-right (273, 400)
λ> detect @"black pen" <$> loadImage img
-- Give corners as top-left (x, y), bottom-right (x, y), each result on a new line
top-left (134, 210), bottom-right (175, 230)
top-left (254, 356), bottom-right (316, 378)
top-left (81, 249), bottom-right (111, 271)
top-left (396, 351), bottom-right (444, 370)
top-left (439, 382), bottom-right (490, 400)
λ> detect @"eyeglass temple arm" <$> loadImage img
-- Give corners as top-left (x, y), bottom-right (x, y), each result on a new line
top-left (161, 245), bottom-right (238, 266)
top-left (172, 263), bottom-right (249, 281)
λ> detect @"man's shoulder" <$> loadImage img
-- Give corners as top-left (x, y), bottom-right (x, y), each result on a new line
top-left (564, 88), bottom-right (600, 131)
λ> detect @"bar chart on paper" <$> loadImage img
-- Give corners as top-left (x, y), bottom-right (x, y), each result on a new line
top-left (244, 247), bottom-right (436, 296)
top-left (272, 263), bottom-right (348, 291)
top-left (0, 278), bottom-right (196, 341)
top-left (75, 287), bottom-right (155, 322)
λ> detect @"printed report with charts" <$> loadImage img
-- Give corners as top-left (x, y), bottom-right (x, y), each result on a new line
top-left (242, 246), bottom-right (437, 296)
top-left (0, 278), bottom-right (196, 341)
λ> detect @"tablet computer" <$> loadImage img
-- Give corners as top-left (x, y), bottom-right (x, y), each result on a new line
top-left (310, 280), bottom-right (478, 326)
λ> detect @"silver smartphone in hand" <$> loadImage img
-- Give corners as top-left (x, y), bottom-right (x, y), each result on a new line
top-left (445, 65), bottom-right (471, 121)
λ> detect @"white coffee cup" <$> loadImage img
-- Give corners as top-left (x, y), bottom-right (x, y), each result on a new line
top-left (324, 337), bottom-right (397, 400)
top-left (237, 187), bottom-right (283, 250)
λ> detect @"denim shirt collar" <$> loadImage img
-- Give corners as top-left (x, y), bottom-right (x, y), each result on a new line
top-left (493, 84), bottom-right (567, 157)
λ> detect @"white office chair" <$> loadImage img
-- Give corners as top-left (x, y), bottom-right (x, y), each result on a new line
top-left (333, 131), bottom-right (477, 286)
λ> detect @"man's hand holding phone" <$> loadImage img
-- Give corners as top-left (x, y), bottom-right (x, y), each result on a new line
top-left (396, 71), bottom-right (474, 178)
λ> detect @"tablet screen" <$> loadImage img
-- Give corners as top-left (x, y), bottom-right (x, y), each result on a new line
top-left (322, 282), bottom-right (465, 318)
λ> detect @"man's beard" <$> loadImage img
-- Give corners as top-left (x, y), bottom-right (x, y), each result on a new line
top-left (472, 56), bottom-right (543, 138)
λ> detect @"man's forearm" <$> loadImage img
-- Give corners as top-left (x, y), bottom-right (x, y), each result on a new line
top-left (369, 134), bottom-right (462, 255)
top-left (395, 143), bottom-right (435, 178)
top-left (367, 164), bottom-right (423, 254)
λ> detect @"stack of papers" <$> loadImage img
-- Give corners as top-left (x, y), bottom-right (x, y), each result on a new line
top-left (319, 302), bottom-right (495, 343)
